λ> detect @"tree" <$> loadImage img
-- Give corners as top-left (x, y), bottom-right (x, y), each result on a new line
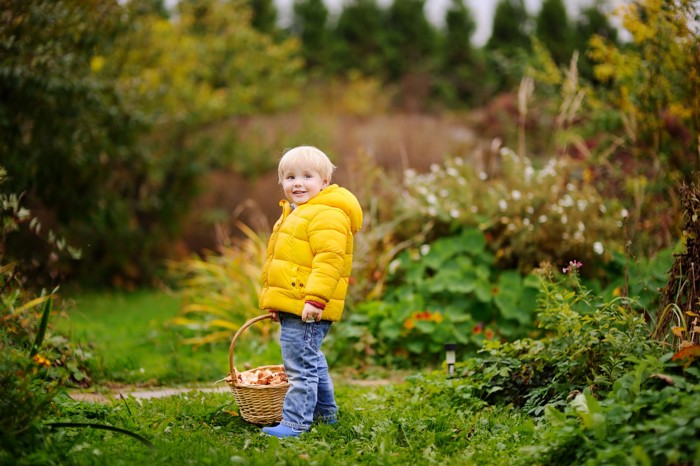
top-left (587, 0), bottom-right (700, 180)
top-left (332, 0), bottom-right (389, 77)
top-left (485, 0), bottom-right (531, 93)
top-left (535, 0), bottom-right (572, 65)
top-left (437, 0), bottom-right (485, 106)
top-left (0, 0), bottom-right (132, 283)
top-left (126, 0), bottom-right (170, 18)
top-left (573, 1), bottom-right (618, 81)
top-left (0, 0), bottom-right (305, 286)
top-left (292, 0), bottom-right (330, 71)
top-left (383, 0), bottom-right (436, 80)
top-left (248, 0), bottom-right (278, 35)
top-left (487, 0), bottom-right (529, 54)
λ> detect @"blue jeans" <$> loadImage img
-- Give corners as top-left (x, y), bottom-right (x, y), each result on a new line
top-left (278, 312), bottom-right (337, 431)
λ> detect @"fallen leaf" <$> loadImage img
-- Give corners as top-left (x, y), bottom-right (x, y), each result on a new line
top-left (671, 345), bottom-right (700, 367)
top-left (671, 326), bottom-right (686, 338)
top-left (650, 373), bottom-right (674, 385)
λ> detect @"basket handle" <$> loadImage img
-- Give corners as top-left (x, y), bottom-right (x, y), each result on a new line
top-left (228, 314), bottom-right (273, 379)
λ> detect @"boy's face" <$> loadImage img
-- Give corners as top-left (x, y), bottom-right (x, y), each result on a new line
top-left (281, 164), bottom-right (329, 205)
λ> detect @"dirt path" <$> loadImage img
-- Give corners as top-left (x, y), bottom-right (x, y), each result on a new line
top-left (69, 377), bottom-right (401, 403)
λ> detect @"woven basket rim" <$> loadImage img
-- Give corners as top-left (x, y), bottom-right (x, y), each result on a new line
top-left (226, 315), bottom-right (290, 423)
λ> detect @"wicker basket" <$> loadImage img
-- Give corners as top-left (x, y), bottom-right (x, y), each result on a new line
top-left (226, 314), bottom-right (289, 425)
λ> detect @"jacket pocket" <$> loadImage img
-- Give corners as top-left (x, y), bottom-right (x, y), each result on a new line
top-left (291, 265), bottom-right (309, 299)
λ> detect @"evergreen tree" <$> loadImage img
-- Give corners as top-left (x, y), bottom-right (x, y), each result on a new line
top-left (485, 0), bottom-right (530, 93)
top-left (574, 1), bottom-right (619, 81)
top-left (486, 0), bottom-right (529, 54)
top-left (249, 0), bottom-right (277, 35)
top-left (292, 0), bottom-right (330, 71)
top-left (384, 0), bottom-right (436, 81)
top-left (126, 0), bottom-right (170, 18)
top-left (535, 0), bottom-right (572, 65)
top-left (332, 0), bottom-right (389, 76)
top-left (438, 0), bottom-right (485, 106)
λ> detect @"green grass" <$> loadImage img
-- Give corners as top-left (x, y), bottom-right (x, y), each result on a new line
top-left (44, 289), bottom-right (700, 466)
top-left (47, 384), bottom-right (536, 465)
top-left (57, 289), bottom-right (282, 386)
top-left (51, 289), bottom-right (538, 464)
top-left (47, 290), bottom-right (534, 465)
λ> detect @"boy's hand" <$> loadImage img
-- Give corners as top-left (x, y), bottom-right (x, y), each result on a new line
top-left (267, 309), bottom-right (279, 322)
top-left (301, 302), bottom-right (322, 322)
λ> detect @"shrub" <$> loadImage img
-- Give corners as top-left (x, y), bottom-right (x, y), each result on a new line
top-left (330, 228), bottom-right (539, 367)
top-left (169, 223), bottom-right (274, 346)
top-left (0, 272), bottom-right (93, 463)
top-left (448, 262), bottom-right (661, 415)
top-left (395, 150), bottom-right (627, 281)
top-left (520, 357), bottom-right (700, 465)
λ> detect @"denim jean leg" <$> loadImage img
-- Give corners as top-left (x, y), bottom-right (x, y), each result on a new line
top-left (314, 352), bottom-right (338, 423)
top-left (278, 313), bottom-right (332, 431)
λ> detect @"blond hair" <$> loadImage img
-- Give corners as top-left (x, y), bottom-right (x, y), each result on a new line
top-left (277, 146), bottom-right (336, 184)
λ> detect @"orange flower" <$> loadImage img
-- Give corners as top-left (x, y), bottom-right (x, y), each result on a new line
top-left (484, 328), bottom-right (495, 340)
top-left (472, 323), bottom-right (484, 335)
top-left (414, 311), bottom-right (431, 320)
top-left (33, 354), bottom-right (51, 368)
top-left (404, 318), bottom-right (415, 330)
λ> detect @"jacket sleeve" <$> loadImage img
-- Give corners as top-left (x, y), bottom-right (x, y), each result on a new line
top-left (304, 208), bottom-right (350, 304)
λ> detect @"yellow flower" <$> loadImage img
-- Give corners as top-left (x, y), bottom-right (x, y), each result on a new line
top-left (33, 354), bottom-right (51, 368)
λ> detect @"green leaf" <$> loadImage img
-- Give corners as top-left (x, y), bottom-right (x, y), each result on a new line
top-left (379, 320), bottom-right (402, 340)
top-left (30, 293), bottom-right (52, 358)
top-left (406, 339), bottom-right (425, 354)
top-left (544, 404), bottom-right (567, 426)
top-left (474, 279), bottom-right (493, 302)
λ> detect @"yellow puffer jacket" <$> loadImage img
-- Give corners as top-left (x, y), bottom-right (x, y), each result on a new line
top-left (259, 184), bottom-right (363, 322)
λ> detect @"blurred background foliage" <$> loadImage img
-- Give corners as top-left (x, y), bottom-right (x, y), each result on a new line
top-left (1, 0), bottom-right (698, 363)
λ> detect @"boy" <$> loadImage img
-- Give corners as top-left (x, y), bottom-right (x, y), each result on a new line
top-left (260, 146), bottom-right (363, 438)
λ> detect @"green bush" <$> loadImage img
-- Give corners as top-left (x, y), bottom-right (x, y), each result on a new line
top-left (395, 150), bottom-right (627, 281)
top-left (520, 358), bottom-right (700, 465)
top-left (448, 262), bottom-right (660, 415)
top-left (0, 276), bottom-right (92, 463)
top-left (331, 228), bottom-right (539, 367)
top-left (169, 223), bottom-right (274, 347)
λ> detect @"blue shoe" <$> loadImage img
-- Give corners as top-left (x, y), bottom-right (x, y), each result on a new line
top-left (262, 424), bottom-right (304, 438)
top-left (316, 417), bottom-right (337, 425)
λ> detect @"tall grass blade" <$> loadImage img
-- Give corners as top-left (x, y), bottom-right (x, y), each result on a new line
top-left (29, 293), bottom-right (52, 357)
top-left (46, 422), bottom-right (155, 449)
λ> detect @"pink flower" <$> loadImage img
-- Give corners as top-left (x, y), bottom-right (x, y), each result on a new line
top-left (562, 260), bottom-right (583, 273)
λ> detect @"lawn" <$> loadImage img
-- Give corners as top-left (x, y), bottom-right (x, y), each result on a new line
top-left (48, 289), bottom-right (700, 466)
top-left (50, 379), bottom-right (535, 465)
top-left (53, 290), bottom-right (537, 465)
top-left (58, 289), bottom-right (282, 387)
